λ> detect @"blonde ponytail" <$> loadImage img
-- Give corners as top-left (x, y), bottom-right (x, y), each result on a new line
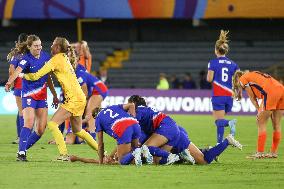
top-left (215, 30), bottom-right (230, 55)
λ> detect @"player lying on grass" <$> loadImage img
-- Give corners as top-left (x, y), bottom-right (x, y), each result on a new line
top-left (70, 96), bottom-right (243, 165)
top-left (127, 95), bottom-right (243, 165)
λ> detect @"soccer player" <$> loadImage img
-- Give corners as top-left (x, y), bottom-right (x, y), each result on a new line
top-left (127, 95), bottom-right (181, 165)
top-left (171, 126), bottom-right (242, 165)
top-left (94, 104), bottom-right (146, 166)
top-left (79, 71), bottom-right (108, 139)
top-left (232, 71), bottom-right (284, 158)
top-left (7, 33), bottom-right (28, 144)
top-left (207, 30), bottom-right (239, 144)
top-left (127, 95), bottom-right (242, 165)
top-left (23, 37), bottom-right (99, 161)
top-left (5, 35), bottom-right (59, 161)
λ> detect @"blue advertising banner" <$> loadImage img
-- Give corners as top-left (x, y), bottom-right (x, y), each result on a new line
top-left (0, 87), bottom-right (256, 115)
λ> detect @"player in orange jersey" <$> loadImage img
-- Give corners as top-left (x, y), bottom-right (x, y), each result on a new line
top-left (232, 70), bottom-right (284, 159)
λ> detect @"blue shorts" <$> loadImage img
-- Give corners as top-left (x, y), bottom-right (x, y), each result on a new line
top-left (13, 89), bottom-right (22, 97)
top-left (22, 97), bottom-right (48, 109)
top-left (116, 124), bottom-right (141, 145)
top-left (211, 96), bottom-right (233, 113)
top-left (172, 127), bottom-right (191, 153)
top-left (155, 117), bottom-right (180, 147)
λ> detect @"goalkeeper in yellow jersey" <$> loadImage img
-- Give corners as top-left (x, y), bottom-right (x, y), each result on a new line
top-left (24, 37), bottom-right (98, 161)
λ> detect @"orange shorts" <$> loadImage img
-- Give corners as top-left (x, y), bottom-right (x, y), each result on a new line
top-left (264, 85), bottom-right (284, 110)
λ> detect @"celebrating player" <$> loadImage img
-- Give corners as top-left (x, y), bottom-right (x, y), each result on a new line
top-left (23, 37), bottom-right (98, 161)
top-left (232, 70), bottom-right (284, 158)
top-left (5, 35), bottom-right (59, 161)
top-left (207, 30), bottom-right (239, 144)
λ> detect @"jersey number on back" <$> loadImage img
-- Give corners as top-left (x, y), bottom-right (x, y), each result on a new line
top-left (221, 68), bottom-right (229, 82)
top-left (104, 109), bottom-right (119, 118)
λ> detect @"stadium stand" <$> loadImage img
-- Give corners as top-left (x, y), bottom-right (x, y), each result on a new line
top-left (1, 40), bottom-right (284, 88)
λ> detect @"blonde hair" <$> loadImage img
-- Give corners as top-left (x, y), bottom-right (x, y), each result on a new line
top-left (232, 70), bottom-right (245, 101)
top-left (54, 37), bottom-right (77, 69)
top-left (215, 30), bottom-right (229, 55)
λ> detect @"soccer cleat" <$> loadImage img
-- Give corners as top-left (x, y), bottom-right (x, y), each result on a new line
top-left (179, 149), bottom-right (195, 164)
top-left (246, 152), bottom-right (265, 159)
top-left (12, 137), bottom-right (19, 144)
top-left (226, 134), bottom-right (242, 150)
top-left (228, 119), bottom-right (237, 136)
top-left (56, 154), bottom-right (70, 162)
top-left (165, 153), bottom-right (180, 165)
top-left (17, 152), bottom-right (27, 162)
top-left (132, 148), bottom-right (142, 166)
top-left (265, 152), bottom-right (278, 159)
top-left (141, 145), bottom-right (153, 164)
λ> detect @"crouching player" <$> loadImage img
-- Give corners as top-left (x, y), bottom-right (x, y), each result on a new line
top-left (128, 95), bottom-right (242, 165)
top-left (94, 104), bottom-right (150, 166)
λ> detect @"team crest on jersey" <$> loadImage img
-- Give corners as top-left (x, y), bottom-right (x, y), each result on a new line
top-left (77, 77), bottom-right (83, 84)
top-left (20, 60), bottom-right (27, 65)
top-left (27, 98), bottom-right (32, 106)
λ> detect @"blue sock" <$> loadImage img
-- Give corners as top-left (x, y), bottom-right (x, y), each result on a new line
top-left (148, 146), bottom-right (170, 158)
top-left (26, 132), bottom-right (41, 150)
top-left (19, 115), bottom-right (24, 136)
top-left (16, 113), bottom-right (20, 137)
top-left (58, 122), bottom-right (65, 133)
top-left (203, 139), bottom-right (229, 164)
top-left (159, 157), bottom-right (168, 165)
top-left (18, 127), bottom-right (32, 152)
top-left (120, 152), bottom-right (134, 165)
top-left (215, 119), bottom-right (229, 143)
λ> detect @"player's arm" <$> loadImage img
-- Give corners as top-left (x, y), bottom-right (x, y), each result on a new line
top-left (70, 155), bottom-right (99, 163)
top-left (207, 70), bottom-right (214, 82)
top-left (97, 131), bottom-right (104, 164)
top-left (81, 83), bottom-right (88, 98)
top-left (244, 86), bottom-right (259, 110)
top-left (121, 103), bottom-right (136, 117)
top-left (47, 74), bottom-right (59, 108)
top-left (5, 66), bottom-right (23, 92)
top-left (24, 59), bottom-right (55, 81)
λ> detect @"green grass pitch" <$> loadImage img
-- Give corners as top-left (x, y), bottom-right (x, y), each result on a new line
top-left (0, 115), bottom-right (283, 189)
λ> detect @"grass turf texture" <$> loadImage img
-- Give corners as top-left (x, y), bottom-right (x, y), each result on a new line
top-left (0, 115), bottom-right (283, 189)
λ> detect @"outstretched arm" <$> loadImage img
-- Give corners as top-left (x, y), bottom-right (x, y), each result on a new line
top-left (24, 59), bottom-right (55, 81)
top-left (70, 155), bottom-right (99, 163)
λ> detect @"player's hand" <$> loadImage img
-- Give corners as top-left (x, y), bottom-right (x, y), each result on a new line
top-left (5, 82), bottom-right (12, 92)
top-left (128, 103), bottom-right (136, 117)
top-left (83, 113), bottom-right (91, 123)
top-left (52, 96), bottom-right (59, 109)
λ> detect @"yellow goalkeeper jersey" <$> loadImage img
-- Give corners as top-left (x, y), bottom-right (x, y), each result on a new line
top-left (24, 53), bottom-right (86, 116)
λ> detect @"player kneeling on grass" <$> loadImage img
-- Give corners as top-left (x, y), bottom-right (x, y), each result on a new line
top-left (127, 95), bottom-right (242, 165)
top-left (93, 104), bottom-right (152, 166)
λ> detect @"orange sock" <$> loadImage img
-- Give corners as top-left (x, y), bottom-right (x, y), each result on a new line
top-left (271, 131), bottom-right (281, 153)
top-left (257, 131), bottom-right (267, 152)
